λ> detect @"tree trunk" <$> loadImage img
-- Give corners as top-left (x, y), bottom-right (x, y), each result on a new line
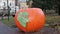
top-left (58, 5), bottom-right (60, 15)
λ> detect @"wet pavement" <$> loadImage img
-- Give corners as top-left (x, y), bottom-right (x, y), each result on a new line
top-left (0, 21), bottom-right (60, 34)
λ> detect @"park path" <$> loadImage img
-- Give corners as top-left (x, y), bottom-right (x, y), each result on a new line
top-left (0, 21), bottom-right (59, 34)
top-left (0, 21), bottom-right (20, 34)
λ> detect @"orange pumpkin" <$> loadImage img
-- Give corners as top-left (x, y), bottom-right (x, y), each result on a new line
top-left (14, 8), bottom-right (45, 32)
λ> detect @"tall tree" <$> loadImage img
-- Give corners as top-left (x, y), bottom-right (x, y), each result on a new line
top-left (32, 0), bottom-right (60, 15)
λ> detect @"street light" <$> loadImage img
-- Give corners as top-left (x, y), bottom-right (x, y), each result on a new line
top-left (7, 0), bottom-right (11, 21)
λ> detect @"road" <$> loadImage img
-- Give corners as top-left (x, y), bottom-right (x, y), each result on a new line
top-left (0, 21), bottom-right (20, 34)
top-left (0, 21), bottom-right (59, 34)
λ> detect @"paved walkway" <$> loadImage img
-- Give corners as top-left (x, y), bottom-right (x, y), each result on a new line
top-left (0, 21), bottom-right (59, 34)
top-left (0, 21), bottom-right (20, 34)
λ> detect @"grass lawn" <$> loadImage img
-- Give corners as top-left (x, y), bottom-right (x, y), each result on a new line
top-left (0, 15), bottom-right (60, 27)
top-left (46, 15), bottom-right (60, 22)
top-left (1, 16), bottom-right (15, 27)
top-left (45, 15), bottom-right (60, 26)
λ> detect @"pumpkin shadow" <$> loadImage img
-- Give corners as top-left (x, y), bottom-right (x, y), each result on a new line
top-left (18, 30), bottom-right (41, 34)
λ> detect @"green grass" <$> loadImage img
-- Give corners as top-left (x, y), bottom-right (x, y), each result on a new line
top-left (1, 15), bottom-right (60, 27)
top-left (45, 15), bottom-right (60, 26)
top-left (46, 15), bottom-right (60, 22)
top-left (0, 15), bottom-right (60, 32)
top-left (46, 15), bottom-right (60, 23)
top-left (1, 16), bottom-right (15, 26)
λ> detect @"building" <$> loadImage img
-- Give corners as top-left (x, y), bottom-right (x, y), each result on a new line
top-left (0, 0), bottom-right (15, 9)
top-left (0, 0), bottom-right (16, 16)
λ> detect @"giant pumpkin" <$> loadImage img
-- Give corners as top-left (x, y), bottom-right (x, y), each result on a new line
top-left (14, 8), bottom-right (45, 32)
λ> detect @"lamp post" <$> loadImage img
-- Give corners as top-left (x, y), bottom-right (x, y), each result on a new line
top-left (7, 0), bottom-right (9, 21)
top-left (7, 0), bottom-right (11, 21)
